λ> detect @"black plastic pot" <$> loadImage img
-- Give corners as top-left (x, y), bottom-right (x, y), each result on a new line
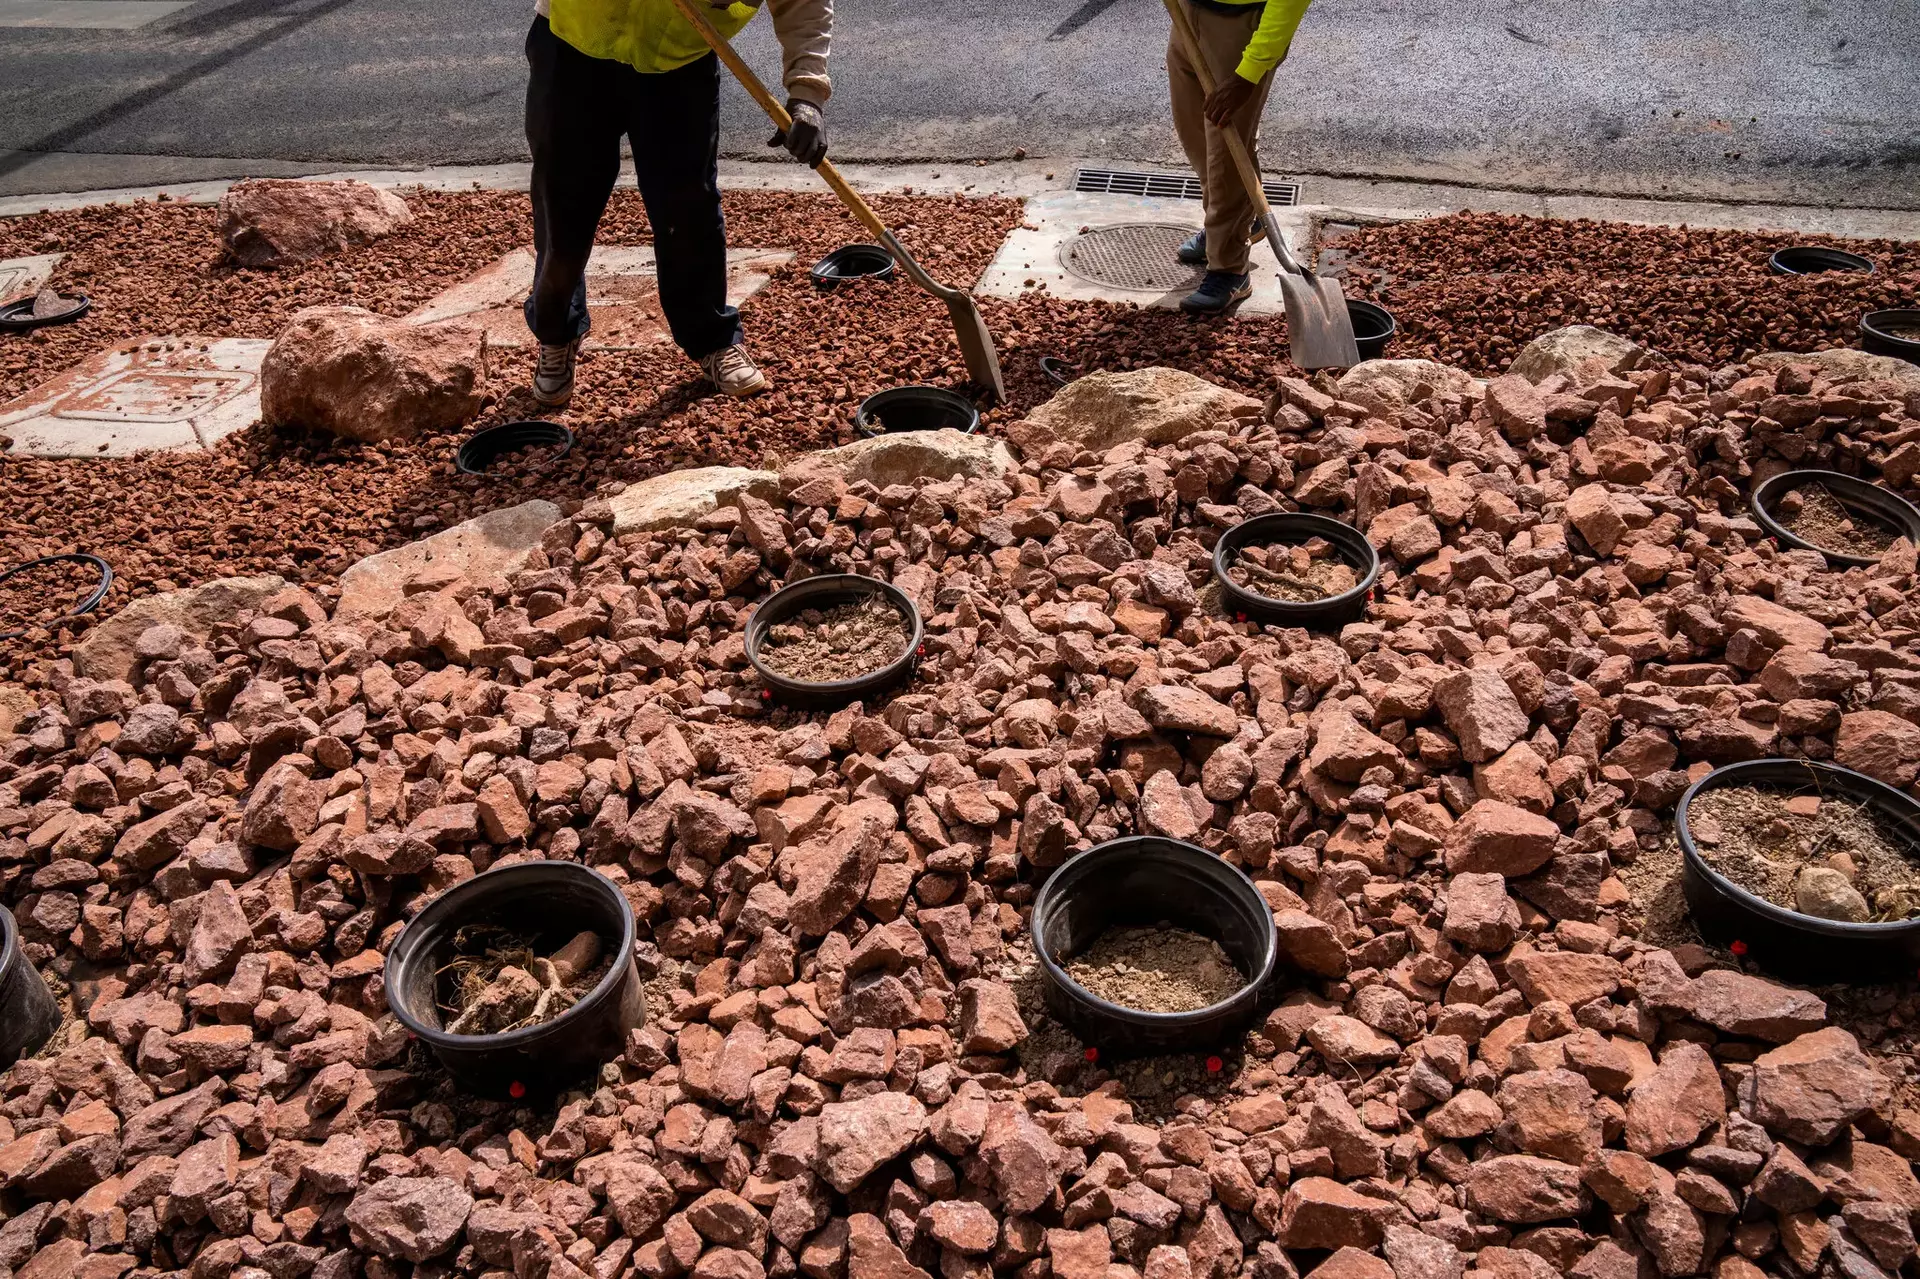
top-left (1347, 299), bottom-right (1396, 362)
top-left (1212, 512), bottom-right (1381, 630)
top-left (0, 292), bottom-right (89, 334)
top-left (853, 386), bottom-right (980, 438)
top-left (811, 244), bottom-right (896, 286)
top-left (456, 420), bottom-right (574, 475)
top-left (1677, 760), bottom-right (1920, 982)
top-left (1032, 837), bottom-right (1277, 1056)
top-left (745, 573), bottom-right (922, 710)
top-left (1750, 469), bottom-right (1920, 569)
top-left (1, 906), bottom-right (62, 1069)
top-left (384, 861), bottom-right (643, 1094)
top-left (1040, 356), bottom-right (1078, 386)
top-left (0, 553), bottom-right (113, 640)
top-left (1860, 309), bottom-right (1920, 364)
top-left (1768, 246), bottom-right (1874, 276)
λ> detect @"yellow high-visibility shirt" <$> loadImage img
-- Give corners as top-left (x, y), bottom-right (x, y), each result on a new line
top-left (543, 0), bottom-right (832, 104)
top-left (1217, 0), bottom-right (1313, 85)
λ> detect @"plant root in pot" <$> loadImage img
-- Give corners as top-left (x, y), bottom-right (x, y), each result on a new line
top-left (439, 925), bottom-right (612, 1034)
top-left (757, 592), bottom-right (910, 683)
top-left (1225, 538), bottom-right (1357, 602)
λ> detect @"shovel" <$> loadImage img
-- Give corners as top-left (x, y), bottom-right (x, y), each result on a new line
top-left (1160, 0), bottom-right (1359, 369)
top-left (668, 0), bottom-right (1005, 403)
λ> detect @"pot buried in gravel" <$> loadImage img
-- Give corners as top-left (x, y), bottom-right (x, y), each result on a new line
top-left (385, 861), bottom-right (642, 1094)
top-left (455, 420), bottom-right (574, 475)
top-left (1750, 468), bottom-right (1920, 569)
top-left (1860, 309), bottom-right (1920, 364)
top-left (1678, 760), bottom-right (1920, 982)
top-left (1, 905), bottom-right (62, 1069)
top-left (1033, 837), bottom-right (1276, 1056)
top-left (1212, 512), bottom-right (1381, 630)
top-left (1346, 299), bottom-right (1396, 362)
top-left (810, 244), bottom-right (896, 286)
top-left (0, 553), bottom-right (113, 641)
top-left (853, 386), bottom-right (980, 437)
top-left (746, 573), bottom-right (923, 710)
top-left (1767, 246), bottom-right (1874, 276)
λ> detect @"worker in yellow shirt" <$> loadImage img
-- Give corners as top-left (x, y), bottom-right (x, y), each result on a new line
top-left (525, 0), bottom-right (833, 406)
top-left (1167, 0), bottom-right (1311, 314)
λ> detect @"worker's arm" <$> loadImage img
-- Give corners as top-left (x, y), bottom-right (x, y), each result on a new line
top-left (1234, 0), bottom-right (1310, 84)
top-left (763, 0), bottom-right (832, 106)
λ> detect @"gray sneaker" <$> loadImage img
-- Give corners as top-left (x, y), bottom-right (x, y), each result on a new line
top-left (699, 344), bottom-right (770, 398)
top-left (532, 337), bottom-right (580, 407)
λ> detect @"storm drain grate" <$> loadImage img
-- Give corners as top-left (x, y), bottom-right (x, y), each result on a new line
top-left (1073, 166), bottom-right (1300, 207)
top-left (1059, 224), bottom-right (1205, 292)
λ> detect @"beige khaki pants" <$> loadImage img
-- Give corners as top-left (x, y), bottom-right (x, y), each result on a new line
top-left (1166, 0), bottom-right (1276, 274)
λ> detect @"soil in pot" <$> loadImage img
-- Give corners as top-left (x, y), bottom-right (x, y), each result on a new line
top-left (1226, 537), bottom-right (1358, 602)
top-left (1773, 484), bottom-right (1900, 559)
top-left (437, 924), bottom-right (612, 1034)
top-left (757, 593), bottom-right (910, 682)
top-left (0, 558), bottom-right (108, 636)
top-left (1883, 320), bottom-right (1920, 342)
top-left (1688, 785), bottom-right (1920, 923)
top-left (1062, 924), bottom-right (1244, 1012)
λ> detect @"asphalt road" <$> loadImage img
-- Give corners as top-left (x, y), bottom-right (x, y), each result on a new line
top-left (0, 0), bottom-right (1914, 206)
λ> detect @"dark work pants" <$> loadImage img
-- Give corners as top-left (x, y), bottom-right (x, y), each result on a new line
top-left (523, 16), bottom-right (741, 360)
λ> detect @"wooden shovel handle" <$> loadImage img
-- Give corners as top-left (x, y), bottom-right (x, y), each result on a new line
top-left (665, 0), bottom-right (891, 244)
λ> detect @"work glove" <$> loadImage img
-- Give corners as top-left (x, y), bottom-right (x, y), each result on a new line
top-left (770, 99), bottom-right (828, 167)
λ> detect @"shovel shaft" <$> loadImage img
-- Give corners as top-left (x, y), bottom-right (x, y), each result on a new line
top-left (1160, 0), bottom-right (1306, 278)
top-left (665, 0), bottom-right (889, 244)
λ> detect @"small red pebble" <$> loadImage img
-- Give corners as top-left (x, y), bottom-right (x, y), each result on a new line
top-left (1206, 1055), bottom-right (1224, 1073)
top-left (1083, 1047), bottom-right (1100, 1063)
top-left (508, 1080), bottom-right (527, 1099)
top-left (761, 689), bottom-right (772, 701)
top-left (1730, 940), bottom-right (1748, 956)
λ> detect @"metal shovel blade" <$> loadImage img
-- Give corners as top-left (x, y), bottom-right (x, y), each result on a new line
top-left (882, 230), bottom-right (1005, 402)
top-left (1273, 268), bottom-right (1361, 371)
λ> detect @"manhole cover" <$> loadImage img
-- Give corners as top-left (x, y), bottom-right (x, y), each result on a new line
top-left (1059, 224), bottom-right (1204, 292)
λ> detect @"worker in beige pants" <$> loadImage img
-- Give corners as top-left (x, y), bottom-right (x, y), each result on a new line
top-left (1167, 0), bottom-right (1311, 314)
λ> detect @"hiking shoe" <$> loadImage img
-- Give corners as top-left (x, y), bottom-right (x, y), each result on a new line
top-left (700, 344), bottom-right (770, 398)
top-left (1176, 218), bottom-right (1264, 266)
top-left (532, 337), bottom-right (580, 407)
top-left (1180, 271), bottom-right (1252, 314)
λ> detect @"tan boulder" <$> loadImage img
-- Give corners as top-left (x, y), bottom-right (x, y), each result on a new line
top-left (1014, 367), bottom-right (1258, 452)
top-left (74, 575), bottom-right (286, 682)
top-left (336, 500), bottom-right (561, 619)
top-left (1507, 326), bottom-right (1648, 384)
top-left (1334, 359), bottom-right (1476, 415)
top-left (219, 179), bottom-right (413, 267)
top-left (261, 306), bottom-right (485, 442)
top-left (608, 466), bottom-right (780, 535)
top-left (781, 429), bottom-right (1014, 491)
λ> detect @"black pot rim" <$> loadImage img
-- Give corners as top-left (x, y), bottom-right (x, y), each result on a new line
top-left (1750, 468), bottom-right (1920, 568)
top-left (1040, 356), bottom-right (1078, 385)
top-left (853, 385), bottom-right (981, 438)
top-left (1768, 246), bottom-right (1875, 276)
top-left (0, 292), bottom-right (90, 332)
top-left (745, 573), bottom-right (924, 701)
top-left (0, 904), bottom-right (20, 986)
top-left (1212, 512), bottom-right (1382, 623)
top-left (1346, 298), bottom-right (1397, 339)
top-left (384, 861), bottom-right (637, 1051)
top-left (1860, 309), bottom-right (1920, 354)
top-left (455, 420), bottom-right (575, 475)
top-left (1032, 836), bottom-right (1277, 1027)
top-left (1677, 759), bottom-right (1920, 939)
top-left (810, 244), bottom-right (896, 285)
top-left (0, 553), bottom-right (114, 640)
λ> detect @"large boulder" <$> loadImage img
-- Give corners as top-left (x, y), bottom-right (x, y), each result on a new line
top-left (1012, 367), bottom-right (1258, 453)
top-left (1753, 347), bottom-right (1920, 393)
top-left (73, 575), bottom-right (286, 683)
top-left (1334, 359), bottom-right (1477, 415)
top-left (261, 306), bottom-right (486, 442)
top-left (336, 500), bottom-right (562, 619)
top-left (219, 179), bottom-right (413, 268)
top-left (1507, 325), bottom-right (1648, 384)
top-left (780, 429), bottom-right (1014, 491)
top-left (608, 466), bottom-right (780, 535)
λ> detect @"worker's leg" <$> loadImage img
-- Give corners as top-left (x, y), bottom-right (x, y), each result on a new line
top-left (627, 53), bottom-right (741, 362)
top-left (1166, 20), bottom-right (1211, 194)
top-left (523, 16), bottom-right (623, 346)
top-left (1186, 2), bottom-right (1276, 274)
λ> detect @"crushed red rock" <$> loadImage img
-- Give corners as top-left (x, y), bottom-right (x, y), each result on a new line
top-left (5, 191), bottom-right (1920, 1279)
